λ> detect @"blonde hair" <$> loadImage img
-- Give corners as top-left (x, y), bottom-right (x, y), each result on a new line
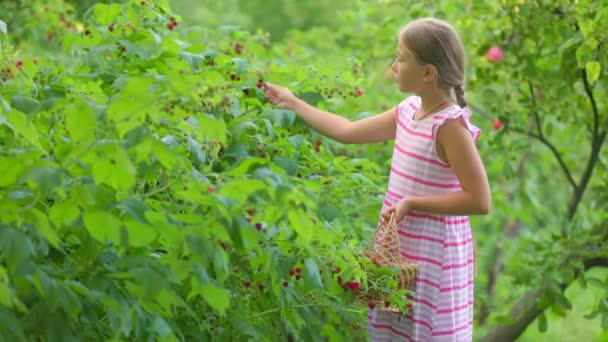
top-left (400, 18), bottom-right (467, 107)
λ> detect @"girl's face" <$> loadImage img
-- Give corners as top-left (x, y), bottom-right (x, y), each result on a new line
top-left (391, 40), bottom-right (428, 93)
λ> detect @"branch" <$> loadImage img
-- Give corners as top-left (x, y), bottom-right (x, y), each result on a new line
top-left (481, 255), bottom-right (608, 342)
top-left (481, 220), bottom-right (608, 342)
top-left (527, 81), bottom-right (543, 139)
top-left (569, 69), bottom-right (607, 219)
top-left (509, 127), bottom-right (577, 190)
top-left (581, 68), bottom-right (599, 152)
top-left (469, 103), bottom-right (577, 190)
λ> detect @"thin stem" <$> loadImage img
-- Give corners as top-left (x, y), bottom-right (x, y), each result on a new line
top-left (527, 81), bottom-right (543, 139)
top-left (507, 127), bottom-right (577, 190)
top-left (248, 304), bottom-right (362, 319)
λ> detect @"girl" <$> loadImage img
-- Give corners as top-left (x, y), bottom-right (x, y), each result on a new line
top-left (265, 17), bottom-right (491, 342)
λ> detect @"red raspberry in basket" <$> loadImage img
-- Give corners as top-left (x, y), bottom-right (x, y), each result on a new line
top-left (407, 302), bottom-right (413, 309)
top-left (384, 301), bottom-right (391, 308)
top-left (345, 281), bottom-right (360, 292)
top-left (368, 302), bottom-right (376, 310)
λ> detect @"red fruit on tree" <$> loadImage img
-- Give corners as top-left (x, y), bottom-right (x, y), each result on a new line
top-left (295, 274), bottom-right (302, 280)
top-left (492, 118), bottom-right (503, 131)
top-left (247, 208), bottom-right (256, 216)
top-left (208, 185), bottom-right (216, 193)
top-left (167, 23), bottom-right (174, 30)
top-left (258, 284), bottom-right (265, 291)
top-left (108, 25), bottom-right (114, 32)
top-left (289, 269), bottom-right (295, 276)
top-left (255, 222), bottom-right (263, 231)
top-left (355, 89), bottom-right (364, 97)
top-left (295, 268), bottom-right (302, 273)
top-left (283, 281), bottom-right (289, 287)
top-left (256, 80), bottom-right (264, 88)
top-left (244, 281), bottom-right (252, 288)
top-left (487, 46), bottom-right (504, 62)
top-left (234, 42), bottom-right (244, 54)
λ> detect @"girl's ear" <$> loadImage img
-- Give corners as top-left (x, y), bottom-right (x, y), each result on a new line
top-left (423, 64), bottom-right (438, 82)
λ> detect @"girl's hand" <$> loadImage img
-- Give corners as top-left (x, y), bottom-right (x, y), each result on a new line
top-left (381, 198), bottom-right (413, 222)
top-left (264, 82), bottom-right (298, 109)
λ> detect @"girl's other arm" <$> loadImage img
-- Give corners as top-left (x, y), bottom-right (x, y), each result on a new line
top-left (407, 118), bottom-right (491, 215)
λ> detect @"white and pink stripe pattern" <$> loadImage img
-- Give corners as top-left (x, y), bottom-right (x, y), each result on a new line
top-left (367, 96), bottom-right (479, 341)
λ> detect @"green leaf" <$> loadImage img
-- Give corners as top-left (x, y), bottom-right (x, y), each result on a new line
top-left (218, 179), bottom-right (266, 204)
top-left (49, 201), bottom-right (80, 227)
top-left (27, 166), bottom-right (62, 194)
top-left (10, 96), bottom-right (40, 115)
top-left (83, 210), bottom-right (122, 245)
top-left (65, 99), bottom-right (97, 143)
top-left (200, 284), bottom-right (230, 315)
top-left (125, 220), bottom-right (157, 247)
top-left (30, 209), bottom-right (60, 248)
top-left (263, 108), bottom-right (296, 128)
top-left (197, 115), bottom-right (227, 144)
top-left (586, 61), bottom-right (601, 83)
top-left (288, 209), bottom-right (312, 244)
top-left (89, 144), bottom-right (136, 191)
top-left (227, 158), bottom-right (267, 176)
top-left (6, 110), bottom-right (42, 148)
top-left (538, 311), bottom-right (547, 333)
top-left (0, 306), bottom-right (27, 341)
top-left (232, 58), bottom-right (248, 74)
top-left (93, 3), bottom-right (122, 25)
top-left (304, 258), bottom-right (323, 288)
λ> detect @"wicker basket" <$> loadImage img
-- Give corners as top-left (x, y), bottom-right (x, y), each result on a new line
top-left (355, 213), bottom-right (418, 312)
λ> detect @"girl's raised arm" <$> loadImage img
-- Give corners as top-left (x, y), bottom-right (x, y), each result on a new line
top-left (265, 82), bottom-right (396, 144)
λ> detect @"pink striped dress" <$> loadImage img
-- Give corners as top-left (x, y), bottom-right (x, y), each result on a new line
top-left (367, 96), bottom-right (480, 341)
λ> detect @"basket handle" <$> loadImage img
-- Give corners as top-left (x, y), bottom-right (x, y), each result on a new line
top-left (364, 212), bottom-right (397, 251)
